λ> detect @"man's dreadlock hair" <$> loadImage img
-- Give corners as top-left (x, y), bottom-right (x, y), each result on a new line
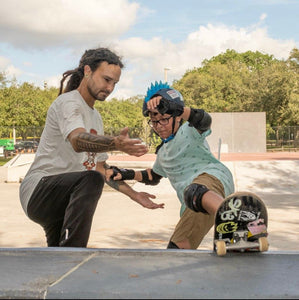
top-left (59, 47), bottom-right (124, 95)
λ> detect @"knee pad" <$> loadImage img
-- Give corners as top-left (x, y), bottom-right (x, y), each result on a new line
top-left (184, 183), bottom-right (209, 214)
top-left (167, 241), bottom-right (179, 249)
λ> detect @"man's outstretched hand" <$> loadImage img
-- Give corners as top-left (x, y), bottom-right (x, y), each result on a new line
top-left (115, 127), bottom-right (148, 157)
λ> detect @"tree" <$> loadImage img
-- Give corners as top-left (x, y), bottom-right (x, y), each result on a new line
top-left (0, 72), bottom-right (8, 88)
top-left (287, 47), bottom-right (299, 73)
top-left (95, 95), bottom-right (145, 137)
top-left (174, 60), bottom-right (250, 112)
top-left (203, 49), bottom-right (277, 70)
top-left (0, 81), bottom-right (57, 139)
top-left (1, 48), bottom-right (298, 145)
top-left (173, 49), bottom-right (299, 127)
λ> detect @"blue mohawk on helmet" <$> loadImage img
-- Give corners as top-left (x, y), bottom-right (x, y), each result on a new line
top-left (144, 81), bottom-right (170, 103)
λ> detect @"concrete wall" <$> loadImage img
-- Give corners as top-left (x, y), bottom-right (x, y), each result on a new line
top-left (206, 112), bottom-right (266, 153)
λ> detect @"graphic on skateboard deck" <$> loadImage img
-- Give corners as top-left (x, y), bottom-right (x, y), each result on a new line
top-left (214, 191), bottom-right (269, 256)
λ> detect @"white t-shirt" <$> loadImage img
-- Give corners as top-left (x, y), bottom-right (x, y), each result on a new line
top-left (20, 90), bottom-right (108, 215)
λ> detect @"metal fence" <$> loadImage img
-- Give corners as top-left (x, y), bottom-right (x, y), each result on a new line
top-left (1, 125), bottom-right (299, 153)
top-left (267, 126), bottom-right (299, 151)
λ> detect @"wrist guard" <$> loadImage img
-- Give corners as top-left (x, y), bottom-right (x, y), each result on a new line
top-left (188, 108), bottom-right (211, 132)
top-left (109, 166), bottom-right (135, 180)
top-left (141, 169), bottom-right (162, 185)
top-left (157, 98), bottom-right (184, 117)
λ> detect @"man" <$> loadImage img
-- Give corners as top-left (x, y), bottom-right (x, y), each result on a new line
top-left (20, 48), bottom-right (164, 248)
top-left (106, 81), bottom-right (235, 250)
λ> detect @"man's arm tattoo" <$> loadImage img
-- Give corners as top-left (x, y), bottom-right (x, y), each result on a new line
top-left (106, 179), bottom-right (122, 191)
top-left (75, 132), bottom-right (117, 153)
top-left (103, 162), bottom-right (111, 170)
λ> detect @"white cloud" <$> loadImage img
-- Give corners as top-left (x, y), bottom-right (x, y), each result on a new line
top-left (0, 0), bottom-right (139, 48)
top-left (0, 56), bottom-right (23, 79)
top-left (260, 13), bottom-right (267, 21)
top-left (45, 75), bottom-right (62, 89)
top-left (112, 23), bottom-right (297, 98)
top-left (2, 7), bottom-right (296, 99)
top-left (0, 56), bottom-right (11, 69)
top-left (45, 21), bottom-right (298, 99)
top-left (184, 24), bottom-right (295, 60)
top-left (5, 65), bottom-right (23, 78)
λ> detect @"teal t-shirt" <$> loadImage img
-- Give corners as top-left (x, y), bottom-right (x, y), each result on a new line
top-left (153, 122), bottom-right (235, 216)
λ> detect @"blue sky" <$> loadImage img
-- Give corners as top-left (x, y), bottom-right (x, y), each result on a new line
top-left (0, 0), bottom-right (298, 99)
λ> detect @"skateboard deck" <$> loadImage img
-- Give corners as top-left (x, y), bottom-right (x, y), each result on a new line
top-left (214, 191), bottom-right (269, 256)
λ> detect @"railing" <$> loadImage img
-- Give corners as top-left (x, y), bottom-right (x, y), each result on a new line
top-left (267, 126), bottom-right (299, 152)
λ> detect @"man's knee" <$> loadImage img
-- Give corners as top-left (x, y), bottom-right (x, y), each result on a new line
top-left (184, 183), bottom-right (209, 213)
top-left (76, 171), bottom-right (104, 203)
top-left (83, 171), bottom-right (105, 189)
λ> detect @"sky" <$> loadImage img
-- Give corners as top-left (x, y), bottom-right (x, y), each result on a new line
top-left (0, 0), bottom-right (298, 100)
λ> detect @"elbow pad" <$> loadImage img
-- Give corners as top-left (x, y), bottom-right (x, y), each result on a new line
top-left (188, 108), bottom-right (211, 132)
top-left (141, 169), bottom-right (162, 185)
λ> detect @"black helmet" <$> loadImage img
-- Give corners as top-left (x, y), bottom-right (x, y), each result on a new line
top-left (143, 81), bottom-right (184, 116)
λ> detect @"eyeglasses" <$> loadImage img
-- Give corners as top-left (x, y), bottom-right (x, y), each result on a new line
top-left (148, 116), bottom-right (172, 128)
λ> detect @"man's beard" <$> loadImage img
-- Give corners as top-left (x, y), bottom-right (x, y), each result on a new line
top-left (87, 85), bottom-right (108, 101)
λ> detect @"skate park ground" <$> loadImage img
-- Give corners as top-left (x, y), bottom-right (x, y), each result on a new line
top-left (0, 152), bottom-right (299, 298)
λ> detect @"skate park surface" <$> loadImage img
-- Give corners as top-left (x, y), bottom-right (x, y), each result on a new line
top-left (0, 152), bottom-right (299, 298)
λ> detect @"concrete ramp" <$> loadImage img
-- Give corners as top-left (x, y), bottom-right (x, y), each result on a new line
top-left (0, 248), bottom-right (298, 299)
top-left (1, 153), bottom-right (35, 182)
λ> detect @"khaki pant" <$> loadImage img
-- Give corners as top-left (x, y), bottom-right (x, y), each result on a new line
top-left (170, 173), bottom-right (225, 249)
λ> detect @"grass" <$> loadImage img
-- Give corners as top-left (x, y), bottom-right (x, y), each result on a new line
top-left (0, 157), bottom-right (11, 166)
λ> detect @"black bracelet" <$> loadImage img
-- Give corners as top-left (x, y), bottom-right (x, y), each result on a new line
top-left (110, 166), bottom-right (135, 180)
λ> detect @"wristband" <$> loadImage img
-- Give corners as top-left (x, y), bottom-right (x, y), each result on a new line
top-left (157, 98), bottom-right (184, 117)
top-left (110, 166), bottom-right (135, 180)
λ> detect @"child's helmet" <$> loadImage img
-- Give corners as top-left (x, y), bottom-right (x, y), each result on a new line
top-left (142, 81), bottom-right (184, 116)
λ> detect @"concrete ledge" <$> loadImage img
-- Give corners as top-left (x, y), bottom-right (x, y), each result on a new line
top-left (0, 153), bottom-right (35, 183)
top-left (0, 248), bottom-right (298, 299)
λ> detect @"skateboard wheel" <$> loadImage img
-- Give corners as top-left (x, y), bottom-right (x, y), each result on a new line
top-left (258, 237), bottom-right (269, 252)
top-left (216, 240), bottom-right (226, 256)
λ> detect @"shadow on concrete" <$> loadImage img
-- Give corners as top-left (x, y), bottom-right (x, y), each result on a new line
top-left (234, 161), bottom-right (298, 193)
top-left (89, 227), bottom-right (174, 249)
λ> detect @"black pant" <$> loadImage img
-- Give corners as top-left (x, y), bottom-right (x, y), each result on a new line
top-left (27, 170), bottom-right (104, 247)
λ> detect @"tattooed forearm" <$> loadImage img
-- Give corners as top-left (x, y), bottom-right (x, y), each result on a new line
top-left (103, 162), bottom-right (110, 169)
top-left (105, 178), bottom-right (127, 191)
top-left (75, 132), bottom-right (116, 153)
top-left (106, 179), bottom-right (120, 191)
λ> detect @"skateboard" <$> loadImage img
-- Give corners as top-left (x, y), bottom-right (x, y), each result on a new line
top-left (214, 191), bottom-right (269, 256)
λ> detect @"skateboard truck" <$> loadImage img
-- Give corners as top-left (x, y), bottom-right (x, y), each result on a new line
top-left (215, 230), bottom-right (269, 256)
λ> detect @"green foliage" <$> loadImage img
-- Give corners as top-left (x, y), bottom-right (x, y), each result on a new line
top-left (0, 79), bottom-right (58, 139)
top-left (95, 95), bottom-right (146, 138)
top-left (287, 48), bottom-right (299, 73)
top-left (0, 47), bottom-right (298, 145)
top-left (0, 157), bottom-right (11, 166)
top-left (0, 72), bottom-right (8, 88)
top-left (173, 48), bottom-right (299, 127)
top-left (202, 49), bottom-right (276, 70)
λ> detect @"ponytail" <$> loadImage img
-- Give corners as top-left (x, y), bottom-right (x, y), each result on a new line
top-left (58, 68), bottom-right (83, 95)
